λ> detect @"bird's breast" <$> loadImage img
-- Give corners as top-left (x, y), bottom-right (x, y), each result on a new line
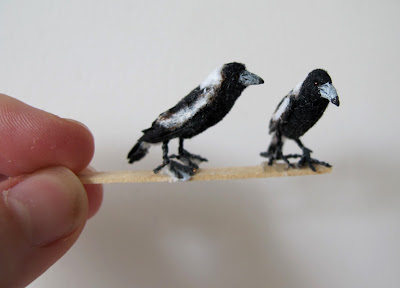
top-left (281, 98), bottom-right (329, 138)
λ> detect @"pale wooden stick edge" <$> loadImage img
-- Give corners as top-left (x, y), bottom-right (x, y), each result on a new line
top-left (78, 163), bottom-right (332, 184)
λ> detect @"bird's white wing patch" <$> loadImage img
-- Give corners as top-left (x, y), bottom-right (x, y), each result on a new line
top-left (291, 81), bottom-right (302, 97)
top-left (200, 65), bottom-right (223, 89)
top-left (291, 74), bottom-right (307, 97)
top-left (157, 64), bottom-right (223, 129)
top-left (272, 96), bottom-right (290, 121)
top-left (158, 89), bottom-right (216, 129)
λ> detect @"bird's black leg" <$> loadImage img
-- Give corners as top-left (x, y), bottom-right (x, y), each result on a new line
top-left (154, 140), bottom-right (196, 180)
top-left (260, 133), bottom-right (294, 168)
top-left (275, 140), bottom-right (295, 168)
top-left (180, 138), bottom-right (208, 162)
top-left (153, 141), bottom-right (171, 174)
top-left (170, 138), bottom-right (207, 169)
top-left (260, 133), bottom-right (281, 163)
top-left (294, 139), bottom-right (331, 172)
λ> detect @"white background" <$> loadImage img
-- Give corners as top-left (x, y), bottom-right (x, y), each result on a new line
top-left (1, 0), bottom-right (399, 287)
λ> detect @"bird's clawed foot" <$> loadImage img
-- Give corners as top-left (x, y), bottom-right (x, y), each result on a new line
top-left (170, 149), bottom-right (208, 169)
top-left (154, 159), bottom-right (196, 181)
top-left (260, 151), bottom-right (295, 169)
top-left (297, 147), bottom-right (331, 172)
top-left (153, 160), bottom-right (169, 174)
top-left (168, 160), bottom-right (197, 181)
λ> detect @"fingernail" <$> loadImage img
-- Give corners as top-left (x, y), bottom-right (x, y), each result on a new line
top-left (5, 167), bottom-right (88, 247)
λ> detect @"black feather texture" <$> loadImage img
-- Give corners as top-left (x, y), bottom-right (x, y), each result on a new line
top-left (128, 62), bottom-right (264, 180)
top-left (261, 69), bottom-right (339, 171)
top-left (272, 69), bottom-right (332, 138)
top-left (140, 63), bottom-right (255, 142)
top-left (127, 141), bottom-right (149, 163)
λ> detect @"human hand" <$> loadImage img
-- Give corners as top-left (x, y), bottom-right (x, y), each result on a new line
top-left (0, 94), bottom-right (103, 287)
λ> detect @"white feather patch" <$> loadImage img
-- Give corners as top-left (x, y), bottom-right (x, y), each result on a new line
top-left (141, 142), bottom-right (151, 149)
top-left (158, 65), bottom-right (223, 129)
top-left (292, 82), bottom-right (302, 97)
top-left (272, 96), bottom-right (290, 121)
top-left (199, 65), bottom-right (223, 89)
top-left (292, 75), bottom-right (306, 97)
top-left (158, 88), bottom-right (216, 129)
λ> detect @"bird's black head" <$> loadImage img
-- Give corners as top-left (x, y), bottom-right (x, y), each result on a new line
top-left (307, 69), bottom-right (332, 86)
top-left (221, 62), bottom-right (264, 89)
top-left (302, 69), bottom-right (340, 106)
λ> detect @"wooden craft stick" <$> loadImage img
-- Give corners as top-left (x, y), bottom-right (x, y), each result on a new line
top-left (78, 163), bottom-right (332, 184)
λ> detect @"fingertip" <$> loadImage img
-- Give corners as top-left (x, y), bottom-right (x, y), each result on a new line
top-left (84, 184), bottom-right (103, 219)
top-left (0, 95), bottom-right (96, 176)
top-left (80, 166), bottom-right (103, 219)
top-left (60, 118), bottom-right (96, 173)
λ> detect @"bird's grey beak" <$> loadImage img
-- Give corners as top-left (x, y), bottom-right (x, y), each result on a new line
top-left (239, 70), bottom-right (264, 86)
top-left (318, 83), bottom-right (340, 106)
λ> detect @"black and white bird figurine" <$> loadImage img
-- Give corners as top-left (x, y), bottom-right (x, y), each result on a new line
top-left (128, 62), bottom-right (264, 180)
top-left (260, 69), bottom-right (339, 171)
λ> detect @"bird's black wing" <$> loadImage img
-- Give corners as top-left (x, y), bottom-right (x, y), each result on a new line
top-left (269, 91), bottom-right (295, 134)
top-left (140, 86), bottom-right (208, 143)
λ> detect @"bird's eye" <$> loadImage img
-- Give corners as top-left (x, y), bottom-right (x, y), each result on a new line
top-left (314, 82), bottom-right (318, 86)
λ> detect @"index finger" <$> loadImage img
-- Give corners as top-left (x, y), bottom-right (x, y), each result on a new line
top-left (0, 94), bottom-right (95, 176)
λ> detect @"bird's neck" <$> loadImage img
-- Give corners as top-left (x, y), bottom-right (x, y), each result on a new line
top-left (220, 83), bottom-right (245, 102)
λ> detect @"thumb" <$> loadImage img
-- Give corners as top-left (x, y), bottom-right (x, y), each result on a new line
top-left (0, 166), bottom-right (88, 288)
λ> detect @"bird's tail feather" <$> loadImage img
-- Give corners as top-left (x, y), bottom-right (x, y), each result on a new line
top-left (127, 141), bottom-right (150, 164)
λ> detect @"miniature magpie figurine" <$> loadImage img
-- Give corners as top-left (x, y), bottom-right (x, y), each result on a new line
top-left (128, 62), bottom-right (264, 180)
top-left (260, 69), bottom-right (339, 171)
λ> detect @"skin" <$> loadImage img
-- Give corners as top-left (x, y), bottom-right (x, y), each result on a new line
top-left (0, 93), bottom-right (103, 288)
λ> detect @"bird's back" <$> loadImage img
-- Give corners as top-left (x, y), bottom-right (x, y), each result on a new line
top-left (140, 82), bottom-right (244, 142)
top-left (138, 87), bottom-right (203, 143)
top-left (178, 86), bottom-right (240, 138)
